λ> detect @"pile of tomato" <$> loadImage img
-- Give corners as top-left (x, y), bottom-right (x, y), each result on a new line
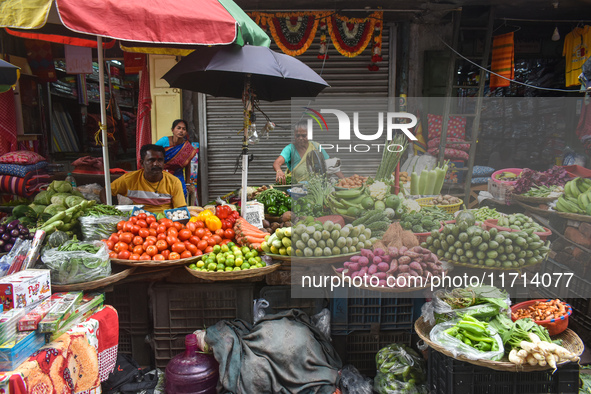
top-left (104, 213), bottom-right (236, 261)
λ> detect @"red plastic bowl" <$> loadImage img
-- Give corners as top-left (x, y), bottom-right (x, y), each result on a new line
top-left (511, 299), bottom-right (572, 336)
top-left (491, 168), bottom-right (523, 185)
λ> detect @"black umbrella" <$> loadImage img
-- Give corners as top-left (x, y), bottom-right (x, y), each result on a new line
top-left (0, 59), bottom-right (20, 89)
top-left (163, 45), bottom-right (329, 209)
top-left (162, 44), bottom-right (329, 101)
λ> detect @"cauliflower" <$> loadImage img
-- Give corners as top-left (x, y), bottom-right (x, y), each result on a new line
top-left (369, 181), bottom-right (389, 201)
top-left (402, 198), bottom-right (421, 213)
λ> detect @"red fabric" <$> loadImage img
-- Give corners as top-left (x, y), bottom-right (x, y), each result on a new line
top-left (0, 90), bottom-right (18, 157)
top-left (9, 374), bottom-right (26, 394)
top-left (57, 0), bottom-right (238, 45)
top-left (136, 59), bottom-right (152, 168)
top-left (94, 305), bottom-right (119, 353)
top-left (23, 40), bottom-right (57, 82)
top-left (6, 28), bottom-right (116, 49)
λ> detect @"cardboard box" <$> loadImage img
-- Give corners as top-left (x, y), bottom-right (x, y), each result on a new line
top-left (0, 331), bottom-right (45, 371)
top-left (488, 178), bottom-right (514, 205)
top-left (0, 270), bottom-right (51, 311)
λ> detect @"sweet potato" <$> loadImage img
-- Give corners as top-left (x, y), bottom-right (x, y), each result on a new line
top-left (388, 247), bottom-right (400, 259)
top-left (410, 262), bottom-right (423, 276)
top-left (377, 262), bottom-right (390, 272)
top-left (398, 265), bottom-right (410, 273)
top-left (368, 265), bottom-right (378, 275)
top-left (409, 269), bottom-right (420, 277)
top-left (398, 256), bottom-right (411, 265)
top-left (387, 260), bottom-right (398, 275)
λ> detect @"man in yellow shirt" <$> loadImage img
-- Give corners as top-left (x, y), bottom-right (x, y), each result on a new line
top-left (101, 144), bottom-right (186, 213)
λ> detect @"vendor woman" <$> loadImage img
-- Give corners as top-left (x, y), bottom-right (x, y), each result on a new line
top-left (274, 121), bottom-right (344, 184)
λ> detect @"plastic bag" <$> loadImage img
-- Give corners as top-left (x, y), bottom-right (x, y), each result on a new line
top-left (0, 238), bottom-right (31, 276)
top-left (373, 343), bottom-right (428, 394)
top-left (76, 183), bottom-right (103, 203)
top-left (311, 308), bottom-right (331, 341)
top-left (339, 365), bottom-right (373, 394)
top-left (421, 288), bottom-right (511, 325)
top-left (41, 241), bottom-right (110, 284)
top-left (253, 299), bottom-right (269, 324)
top-left (429, 320), bottom-right (504, 361)
top-left (79, 215), bottom-right (127, 241)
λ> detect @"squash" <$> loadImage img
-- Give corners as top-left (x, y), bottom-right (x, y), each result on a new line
top-left (456, 205), bottom-right (476, 228)
top-left (47, 230), bottom-right (70, 248)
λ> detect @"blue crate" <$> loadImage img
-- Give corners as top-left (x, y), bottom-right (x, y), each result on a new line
top-left (330, 287), bottom-right (419, 334)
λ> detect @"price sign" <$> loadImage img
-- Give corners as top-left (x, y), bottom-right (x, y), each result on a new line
top-left (65, 45), bottom-right (93, 74)
top-left (244, 201), bottom-right (265, 229)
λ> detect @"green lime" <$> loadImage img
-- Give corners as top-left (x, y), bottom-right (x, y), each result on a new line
top-left (228, 242), bottom-right (236, 248)
top-left (235, 258), bottom-right (243, 267)
top-left (255, 263), bottom-right (263, 268)
top-left (225, 258), bottom-right (235, 267)
top-left (241, 263), bottom-right (251, 270)
top-left (216, 263), bottom-right (225, 271)
top-left (213, 245), bottom-right (221, 253)
top-left (225, 267), bottom-right (233, 272)
top-left (241, 246), bottom-right (250, 255)
top-left (248, 257), bottom-right (257, 266)
top-left (251, 250), bottom-right (258, 257)
top-left (233, 267), bottom-right (241, 271)
top-left (245, 252), bottom-right (253, 260)
top-left (255, 256), bottom-right (262, 263)
top-left (221, 245), bottom-right (230, 253)
top-left (189, 263), bottom-right (197, 270)
top-left (196, 261), bottom-right (205, 268)
top-left (207, 263), bottom-right (217, 271)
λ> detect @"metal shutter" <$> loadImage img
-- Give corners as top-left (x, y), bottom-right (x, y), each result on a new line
top-left (201, 26), bottom-right (393, 201)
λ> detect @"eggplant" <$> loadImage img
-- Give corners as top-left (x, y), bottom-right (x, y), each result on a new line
top-left (10, 229), bottom-right (19, 238)
top-left (0, 225), bottom-right (6, 235)
top-left (20, 228), bottom-right (29, 236)
top-left (2, 234), bottom-right (10, 242)
top-left (28, 233), bottom-right (34, 240)
top-left (4, 243), bottom-right (13, 252)
top-left (0, 240), bottom-right (5, 247)
top-left (18, 235), bottom-right (25, 240)
top-left (6, 220), bottom-right (19, 231)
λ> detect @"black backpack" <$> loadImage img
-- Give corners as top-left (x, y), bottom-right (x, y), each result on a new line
top-left (102, 353), bottom-right (159, 394)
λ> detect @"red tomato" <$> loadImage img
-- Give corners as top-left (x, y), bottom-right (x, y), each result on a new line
top-left (139, 253), bottom-right (151, 261)
top-left (204, 246), bottom-right (213, 253)
top-left (157, 225), bottom-right (167, 234)
top-left (186, 222), bottom-right (197, 233)
top-left (119, 232), bottom-right (133, 244)
top-left (171, 242), bottom-right (186, 254)
top-left (130, 253), bottom-right (141, 261)
top-left (117, 250), bottom-right (131, 260)
top-left (132, 245), bottom-right (144, 255)
top-left (204, 230), bottom-right (212, 237)
top-left (109, 251), bottom-right (118, 259)
top-left (194, 249), bottom-right (203, 257)
top-left (137, 220), bottom-right (148, 229)
top-left (207, 237), bottom-right (217, 247)
top-left (215, 229), bottom-right (225, 237)
top-left (123, 222), bottom-right (134, 233)
top-left (155, 240), bottom-right (168, 252)
top-left (138, 228), bottom-right (150, 238)
top-left (169, 252), bottom-right (181, 260)
top-left (184, 241), bottom-right (192, 249)
top-left (114, 242), bottom-right (129, 253)
top-left (137, 213), bottom-right (147, 220)
top-left (109, 234), bottom-right (120, 244)
top-left (220, 239), bottom-right (230, 246)
top-left (146, 245), bottom-right (158, 257)
top-left (161, 250), bottom-right (170, 259)
top-left (146, 236), bottom-right (158, 244)
top-left (212, 235), bottom-right (222, 245)
top-left (180, 250), bottom-right (192, 259)
top-left (166, 236), bottom-right (179, 246)
top-left (129, 217), bottom-right (138, 224)
top-left (142, 240), bottom-right (154, 250)
top-left (195, 228), bottom-right (206, 238)
top-left (178, 229), bottom-right (191, 241)
top-left (197, 240), bottom-right (208, 251)
top-left (157, 233), bottom-right (167, 241)
top-left (116, 221), bottom-right (125, 231)
top-left (173, 222), bottom-right (183, 231)
top-left (189, 236), bottom-right (201, 246)
top-left (195, 220), bottom-right (205, 229)
top-left (132, 236), bottom-right (144, 246)
top-left (153, 254), bottom-right (165, 261)
top-left (186, 244), bottom-right (199, 255)
top-left (131, 225), bottom-right (141, 235)
top-left (149, 222), bottom-right (159, 229)
top-left (148, 228), bottom-right (157, 237)
top-left (106, 240), bottom-right (115, 250)
top-left (160, 218), bottom-right (173, 228)
top-left (146, 215), bottom-right (157, 225)
top-left (167, 227), bottom-right (178, 238)
top-left (224, 229), bottom-right (235, 240)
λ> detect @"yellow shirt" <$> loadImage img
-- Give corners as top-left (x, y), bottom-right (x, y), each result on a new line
top-left (110, 169), bottom-right (185, 213)
top-left (563, 25), bottom-right (591, 87)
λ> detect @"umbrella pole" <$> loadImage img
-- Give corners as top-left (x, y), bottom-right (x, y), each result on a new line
top-left (97, 37), bottom-right (112, 205)
top-left (240, 76), bottom-right (252, 215)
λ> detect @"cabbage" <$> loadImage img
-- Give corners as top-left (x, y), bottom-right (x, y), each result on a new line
top-left (29, 203), bottom-right (47, 216)
top-left (65, 196), bottom-right (85, 208)
top-left (34, 190), bottom-right (55, 205)
top-left (51, 193), bottom-right (71, 207)
top-left (44, 204), bottom-right (66, 216)
top-left (49, 180), bottom-right (73, 194)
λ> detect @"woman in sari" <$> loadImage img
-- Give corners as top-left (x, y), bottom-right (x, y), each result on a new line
top-left (155, 119), bottom-right (198, 199)
top-left (273, 121), bottom-right (344, 183)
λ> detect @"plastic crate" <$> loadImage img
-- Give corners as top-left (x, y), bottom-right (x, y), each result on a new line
top-left (428, 349), bottom-right (580, 394)
top-left (330, 287), bottom-right (415, 334)
top-left (259, 286), bottom-right (328, 317)
top-left (105, 283), bottom-right (152, 367)
top-left (151, 283), bottom-right (254, 368)
top-left (332, 330), bottom-right (411, 378)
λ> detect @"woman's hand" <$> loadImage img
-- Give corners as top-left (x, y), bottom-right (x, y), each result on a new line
top-left (275, 169), bottom-right (286, 185)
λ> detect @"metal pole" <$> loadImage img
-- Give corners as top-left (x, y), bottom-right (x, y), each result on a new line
top-left (97, 37), bottom-right (112, 205)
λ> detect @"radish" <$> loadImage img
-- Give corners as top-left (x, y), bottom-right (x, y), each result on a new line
top-left (508, 349), bottom-right (524, 365)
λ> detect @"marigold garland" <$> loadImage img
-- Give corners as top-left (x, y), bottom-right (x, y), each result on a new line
top-left (368, 14), bottom-right (383, 71)
top-left (318, 20), bottom-right (329, 59)
top-left (327, 12), bottom-right (381, 58)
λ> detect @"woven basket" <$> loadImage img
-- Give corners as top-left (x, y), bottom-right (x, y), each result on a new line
top-left (555, 211), bottom-right (591, 223)
top-left (416, 197), bottom-right (463, 214)
top-left (266, 253), bottom-right (291, 262)
top-left (290, 252), bottom-right (361, 266)
top-left (513, 200), bottom-right (552, 218)
top-left (512, 194), bottom-right (557, 204)
top-left (330, 266), bottom-right (432, 293)
top-left (483, 219), bottom-right (552, 241)
top-left (184, 263), bottom-right (280, 281)
top-left (444, 255), bottom-right (546, 272)
top-left (52, 268), bottom-right (136, 291)
top-left (111, 255), bottom-right (202, 267)
top-left (415, 316), bottom-right (584, 372)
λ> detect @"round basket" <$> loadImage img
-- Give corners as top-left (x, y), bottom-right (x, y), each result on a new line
top-left (184, 263), bottom-right (280, 281)
top-left (290, 252), bottom-right (361, 265)
top-left (414, 222), bottom-right (444, 243)
top-left (445, 257), bottom-right (545, 272)
top-left (416, 197), bottom-right (463, 214)
top-left (51, 268), bottom-right (136, 291)
top-left (111, 255), bottom-right (202, 267)
top-left (512, 194), bottom-right (557, 204)
top-left (491, 168), bottom-right (523, 186)
top-left (511, 299), bottom-right (572, 336)
top-left (483, 219), bottom-right (552, 241)
top-left (331, 266), bottom-right (436, 293)
top-left (414, 316), bottom-right (583, 372)
top-left (266, 253), bottom-right (291, 262)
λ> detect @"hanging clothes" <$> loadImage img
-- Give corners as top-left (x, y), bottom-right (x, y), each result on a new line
top-left (490, 32), bottom-right (515, 89)
top-left (563, 25), bottom-right (591, 87)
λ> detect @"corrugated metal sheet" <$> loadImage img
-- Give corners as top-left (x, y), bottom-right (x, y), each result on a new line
top-left (203, 27), bottom-right (393, 200)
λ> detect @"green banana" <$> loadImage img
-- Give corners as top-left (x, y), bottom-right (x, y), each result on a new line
top-left (566, 195), bottom-right (580, 205)
top-left (339, 198), bottom-right (363, 209)
top-left (577, 178), bottom-right (591, 194)
top-left (578, 193), bottom-right (590, 210)
top-left (341, 192), bottom-right (367, 204)
top-left (567, 179), bottom-right (580, 198)
top-left (556, 196), bottom-right (569, 212)
top-left (587, 204), bottom-right (591, 216)
top-left (334, 188), bottom-right (364, 199)
top-left (583, 178), bottom-right (591, 188)
top-left (327, 194), bottom-right (346, 209)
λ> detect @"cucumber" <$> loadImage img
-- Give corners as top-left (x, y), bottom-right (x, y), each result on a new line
top-left (494, 234), bottom-right (505, 244)
top-left (485, 259), bottom-right (496, 267)
top-left (489, 227), bottom-right (498, 238)
top-left (478, 243), bottom-right (489, 252)
top-left (476, 251), bottom-right (486, 260)
top-left (497, 246), bottom-right (505, 254)
top-left (481, 231), bottom-right (490, 242)
top-left (471, 236), bottom-right (483, 248)
top-left (489, 240), bottom-right (499, 249)
top-left (458, 233), bottom-right (469, 242)
top-left (487, 250), bottom-right (498, 259)
top-left (446, 235), bottom-right (455, 244)
top-left (453, 241), bottom-right (462, 249)
top-left (463, 242), bottom-right (472, 251)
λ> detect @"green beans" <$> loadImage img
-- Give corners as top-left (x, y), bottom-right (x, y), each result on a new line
top-left (83, 204), bottom-right (125, 217)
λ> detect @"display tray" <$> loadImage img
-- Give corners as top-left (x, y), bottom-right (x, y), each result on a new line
top-left (415, 316), bottom-right (584, 372)
top-left (555, 210), bottom-right (591, 223)
top-left (513, 200), bottom-right (552, 218)
top-left (184, 263), bottom-right (280, 281)
top-left (512, 194), bottom-right (557, 204)
top-left (51, 268), bottom-right (136, 291)
top-left (111, 255), bottom-right (202, 267)
top-left (330, 266), bottom-right (434, 293)
top-left (289, 252), bottom-right (361, 265)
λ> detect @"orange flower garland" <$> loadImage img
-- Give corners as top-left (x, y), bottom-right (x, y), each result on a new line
top-left (327, 12), bottom-right (382, 58)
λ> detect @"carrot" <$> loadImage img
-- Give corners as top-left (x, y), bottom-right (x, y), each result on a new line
top-left (238, 230), bottom-right (266, 237)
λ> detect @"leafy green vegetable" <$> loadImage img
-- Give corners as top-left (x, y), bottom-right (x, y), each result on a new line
top-left (49, 180), bottom-right (73, 194)
top-left (34, 190), bottom-right (55, 205)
